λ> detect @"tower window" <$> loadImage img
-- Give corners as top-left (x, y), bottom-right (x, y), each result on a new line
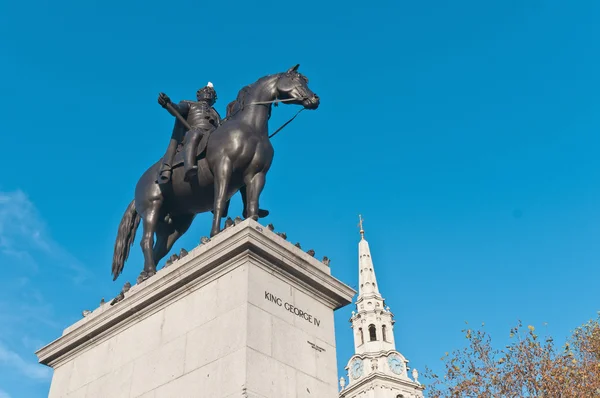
top-left (382, 325), bottom-right (387, 341)
top-left (369, 324), bottom-right (377, 341)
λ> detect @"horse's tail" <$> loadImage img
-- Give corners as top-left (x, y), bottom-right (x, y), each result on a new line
top-left (111, 200), bottom-right (140, 281)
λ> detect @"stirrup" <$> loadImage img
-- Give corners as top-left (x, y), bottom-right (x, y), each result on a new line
top-left (157, 170), bottom-right (172, 184)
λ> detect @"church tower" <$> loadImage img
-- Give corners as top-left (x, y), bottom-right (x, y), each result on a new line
top-left (339, 216), bottom-right (424, 398)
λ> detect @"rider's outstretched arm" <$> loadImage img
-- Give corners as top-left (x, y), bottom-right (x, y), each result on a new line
top-left (167, 101), bottom-right (190, 119)
top-left (158, 93), bottom-right (191, 119)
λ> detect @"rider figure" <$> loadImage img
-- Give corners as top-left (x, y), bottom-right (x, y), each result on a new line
top-left (157, 82), bottom-right (220, 183)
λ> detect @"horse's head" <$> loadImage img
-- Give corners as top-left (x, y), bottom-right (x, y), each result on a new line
top-left (276, 64), bottom-right (320, 110)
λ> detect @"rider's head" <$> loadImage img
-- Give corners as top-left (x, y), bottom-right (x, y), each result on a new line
top-left (197, 82), bottom-right (217, 106)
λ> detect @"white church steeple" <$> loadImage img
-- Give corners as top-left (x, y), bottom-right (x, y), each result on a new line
top-left (352, 216), bottom-right (395, 355)
top-left (357, 215), bottom-right (381, 298)
top-left (339, 216), bottom-right (424, 398)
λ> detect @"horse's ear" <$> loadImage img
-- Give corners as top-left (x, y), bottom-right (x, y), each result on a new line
top-left (287, 64), bottom-right (300, 73)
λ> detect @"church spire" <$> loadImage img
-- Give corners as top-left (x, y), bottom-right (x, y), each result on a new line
top-left (358, 214), bottom-right (365, 240)
top-left (340, 217), bottom-right (424, 398)
top-left (357, 215), bottom-right (380, 298)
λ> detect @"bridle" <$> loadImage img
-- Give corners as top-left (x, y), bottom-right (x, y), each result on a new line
top-left (249, 97), bottom-right (306, 139)
top-left (222, 74), bottom-right (311, 138)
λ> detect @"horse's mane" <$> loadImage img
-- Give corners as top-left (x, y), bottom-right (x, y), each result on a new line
top-left (225, 74), bottom-right (279, 117)
top-left (225, 100), bottom-right (237, 117)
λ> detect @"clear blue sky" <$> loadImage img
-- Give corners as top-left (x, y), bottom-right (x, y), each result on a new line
top-left (1, 0), bottom-right (599, 396)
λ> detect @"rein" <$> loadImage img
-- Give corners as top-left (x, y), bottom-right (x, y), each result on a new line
top-left (268, 108), bottom-right (304, 139)
top-left (247, 97), bottom-right (307, 138)
top-left (249, 97), bottom-right (302, 106)
top-left (222, 96), bottom-right (307, 139)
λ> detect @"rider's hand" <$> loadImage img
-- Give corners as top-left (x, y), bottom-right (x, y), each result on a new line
top-left (158, 93), bottom-right (171, 108)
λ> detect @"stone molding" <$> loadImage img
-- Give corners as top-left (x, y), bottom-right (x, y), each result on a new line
top-left (36, 218), bottom-right (354, 368)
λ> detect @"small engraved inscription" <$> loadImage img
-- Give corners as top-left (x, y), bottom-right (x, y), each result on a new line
top-left (307, 340), bottom-right (326, 352)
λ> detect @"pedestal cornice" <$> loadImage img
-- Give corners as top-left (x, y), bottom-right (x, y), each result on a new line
top-left (36, 219), bottom-right (355, 368)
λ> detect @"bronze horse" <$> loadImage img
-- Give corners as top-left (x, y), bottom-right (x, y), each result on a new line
top-left (111, 65), bottom-right (320, 281)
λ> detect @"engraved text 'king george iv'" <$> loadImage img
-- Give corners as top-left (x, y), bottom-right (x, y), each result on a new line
top-left (265, 291), bottom-right (321, 327)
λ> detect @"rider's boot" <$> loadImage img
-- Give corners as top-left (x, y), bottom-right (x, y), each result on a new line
top-left (183, 130), bottom-right (202, 182)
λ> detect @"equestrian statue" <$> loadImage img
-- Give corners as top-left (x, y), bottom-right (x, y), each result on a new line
top-left (111, 65), bottom-right (320, 282)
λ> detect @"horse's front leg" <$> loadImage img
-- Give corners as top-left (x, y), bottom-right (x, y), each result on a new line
top-left (211, 159), bottom-right (232, 237)
top-left (243, 172), bottom-right (266, 221)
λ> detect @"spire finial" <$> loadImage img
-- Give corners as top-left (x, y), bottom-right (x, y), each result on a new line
top-left (358, 214), bottom-right (365, 239)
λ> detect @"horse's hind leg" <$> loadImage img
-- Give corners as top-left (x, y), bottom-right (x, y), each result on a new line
top-left (153, 215), bottom-right (194, 266)
top-left (153, 222), bottom-right (172, 266)
top-left (210, 159), bottom-right (232, 237)
top-left (139, 199), bottom-right (162, 280)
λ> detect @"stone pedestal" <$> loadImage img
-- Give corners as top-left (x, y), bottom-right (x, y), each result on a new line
top-left (36, 219), bottom-right (355, 398)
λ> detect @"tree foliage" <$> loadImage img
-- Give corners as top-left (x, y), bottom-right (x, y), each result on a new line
top-left (424, 315), bottom-right (600, 397)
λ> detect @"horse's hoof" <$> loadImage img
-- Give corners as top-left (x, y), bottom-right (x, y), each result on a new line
top-left (242, 209), bottom-right (268, 220)
top-left (258, 209), bottom-right (270, 218)
top-left (136, 272), bottom-right (146, 284)
top-left (136, 270), bottom-right (156, 284)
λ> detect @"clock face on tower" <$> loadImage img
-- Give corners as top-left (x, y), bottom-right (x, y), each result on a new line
top-left (387, 353), bottom-right (405, 375)
top-left (351, 358), bottom-right (364, 379)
